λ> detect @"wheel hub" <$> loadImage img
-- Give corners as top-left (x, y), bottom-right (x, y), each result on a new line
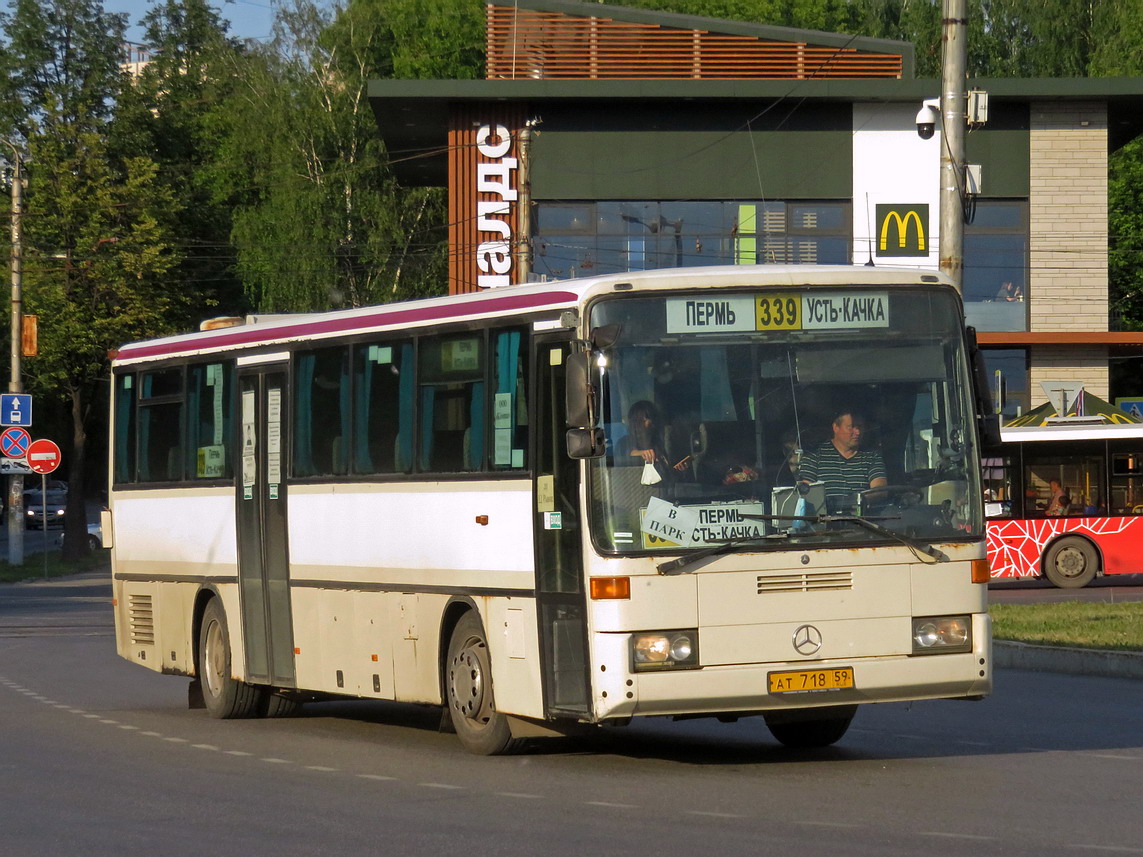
top-left (1056, 547), bottom-right (1086, 577)
top-left (450, 641), bottom-right (489, 722)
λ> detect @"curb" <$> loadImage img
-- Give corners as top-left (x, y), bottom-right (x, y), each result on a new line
top-left (993, 640), bottom-right (1143, 681)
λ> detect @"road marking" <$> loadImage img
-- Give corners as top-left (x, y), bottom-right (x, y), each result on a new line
top-left (224, 750), bottom-right (254, 757)
top-left (139, 731), bottom-right (162, 737)
top-left (496, 792), bottom-right (542, 799)
top-left (1085, 753), bottom-right (1139, 761)
top-left (306, 766), bottom-right (338, 772)
top-left (261, 758), bottom-right (291, 764)
top-left (686, 811), bottom-right (744, 819)
top-left (1065, 846), bottom-right (1143, 854)
top-left (919, 832), bottom-right (997, 841)
top-left (163, 737), bottom-right (188, 743)
top-left (419, 782), bottom-right (463, 790)
top-left (99, 719), bottom-right (119, 724)
top-left (358, 774), bottom-right (398, 782)
top-left (118, 724), bottom-right (139, 731)
top-left (586, 801), bottom-right (638, 809)
top-left (193, 744), bottom-right (220, 751)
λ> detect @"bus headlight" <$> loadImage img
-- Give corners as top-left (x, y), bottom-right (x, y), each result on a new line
top-left (911, 616), bottom-right (972, 654)
top-left (631, 630), bottom-right (700, 671)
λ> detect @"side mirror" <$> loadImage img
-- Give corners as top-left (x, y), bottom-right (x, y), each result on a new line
top-left (567, 428), bottom-right (606, 459)
top-left (565, 350), bottom-right (596, 429)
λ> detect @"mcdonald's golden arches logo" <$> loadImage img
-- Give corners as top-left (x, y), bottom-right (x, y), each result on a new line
top-left (875, 204), bottom-right (928, 257)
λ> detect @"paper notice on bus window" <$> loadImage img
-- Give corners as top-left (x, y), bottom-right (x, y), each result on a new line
top-left (197, 445), bottom-right (225, 478)
top-left (641, 496), bottom-right (698, 546)
top-left (494, 428), bottom-right (512, 466)
top-left (266, 388), bottom-right (282, 487)
top-left (494, 393), bottom-right (512, 429)
top-left (241, 390), bottom-right (256, 489)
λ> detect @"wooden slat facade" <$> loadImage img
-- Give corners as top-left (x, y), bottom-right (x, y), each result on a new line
top-left (486, 7), bottom-right (903, 80)
top-left (449, 105), bottom-right (528, 294)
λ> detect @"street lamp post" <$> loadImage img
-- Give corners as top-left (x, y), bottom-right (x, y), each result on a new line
top-left (5, 140), bottom-right (25, 565)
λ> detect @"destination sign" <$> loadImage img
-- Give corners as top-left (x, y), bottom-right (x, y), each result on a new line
top-left (666, 292), bottom-right (889, 334)
top-left (640, 497), bottom-right (767, 549)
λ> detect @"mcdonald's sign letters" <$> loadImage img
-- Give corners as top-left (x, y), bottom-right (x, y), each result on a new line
top-left (875, 204), bottom-right (928, 257)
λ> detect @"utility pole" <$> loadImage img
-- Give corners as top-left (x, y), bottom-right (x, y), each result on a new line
top-left (939, 0), bottom-right (969, 291)
top-left (6, 143), bottom-right (25, 566)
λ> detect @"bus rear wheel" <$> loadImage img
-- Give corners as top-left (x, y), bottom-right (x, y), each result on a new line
top-left (1042, 537), bottom-right (1098, 588)
top-left (198, 598), bottom-right (265, 719)
top-left (446, 612), bottom-right (525, 755)
top-left (763, 705), bottom-right (857, 749)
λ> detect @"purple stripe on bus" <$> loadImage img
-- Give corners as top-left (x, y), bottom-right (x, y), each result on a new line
top-left (116, 290), bottom-right (580, 361)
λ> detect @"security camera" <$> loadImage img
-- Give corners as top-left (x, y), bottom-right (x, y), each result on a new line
top-left (915, 100), bottom-right (939, 140)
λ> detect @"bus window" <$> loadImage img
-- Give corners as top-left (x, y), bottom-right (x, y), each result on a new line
top-left (1024, 454), bottom-right (1103, 516)
top-left (353, 341), bottom-right (413, 474)
top-left (419, 334), bottom-right (486, 472)
top-left (982, 456), bottom-right (1013, 518)
top-left (187, 362), bottom-right (233, 480)
top-left (294, 346), bottom-right (350, 477)
top-left (138, 367), bottom-right (184, 483)
top-left (114, 373), bottom-right (137, 484)
top-left (491, 328), bottom-right (528, 470)
top-left (1111, 451), bottom-right (1143, 513)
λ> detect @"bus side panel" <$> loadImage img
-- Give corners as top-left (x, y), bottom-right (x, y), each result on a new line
top-left (285, 481), bottom-right (545, 718)
top-left (111, 489), bottom-right (243, 676)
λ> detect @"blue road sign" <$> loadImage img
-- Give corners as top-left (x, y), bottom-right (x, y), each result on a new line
top-left (1, 393), bottom-right (32, 427)
top-left (0, 427), bottom-right (30, 458)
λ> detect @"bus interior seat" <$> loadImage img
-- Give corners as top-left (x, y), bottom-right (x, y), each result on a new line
top-left (693, 421), bottom-right (756, 482)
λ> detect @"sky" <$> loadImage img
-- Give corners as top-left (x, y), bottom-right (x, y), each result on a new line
top-left (103, 0), bottom-right (279, 43)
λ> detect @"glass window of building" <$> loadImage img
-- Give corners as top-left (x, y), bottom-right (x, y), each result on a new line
top-left (963, 200), bottom-right (1029, 333)
top-left (533, 200), bottom-right (851, 279)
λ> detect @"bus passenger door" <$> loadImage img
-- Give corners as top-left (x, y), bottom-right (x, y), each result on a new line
top-left (235, 367), bottom-right (296, 689)
top-left (533, 334), bottom-right (591, 716)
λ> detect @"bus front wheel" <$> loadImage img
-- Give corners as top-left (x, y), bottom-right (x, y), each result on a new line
top-left (446, 612), bottom-right (525, 755)
top-left (1042, 537), bottom-right (1098, 588)
top-left (763, 705), bottom-right (857, 749)
top-left (198, 598), bottom-right (265, 719)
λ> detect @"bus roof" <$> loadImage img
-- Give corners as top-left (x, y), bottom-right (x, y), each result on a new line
top-left (112, 264), bottom-right (955, 367)
top-left (1001, 423), bottom-right (1143, 443)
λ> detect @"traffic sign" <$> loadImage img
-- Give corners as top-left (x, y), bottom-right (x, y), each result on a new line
top-left (0, 427), bottom-right (30, 459)
top-left (0, 393), bottom-right (32, 427)
top-left (27, 438), bottom-right (61, 474)
top-left (0, 457), bottom-right (33, 475)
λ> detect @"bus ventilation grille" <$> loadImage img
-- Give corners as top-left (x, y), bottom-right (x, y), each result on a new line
top-left (128, 594), bottom-right (155, 645)
top-left (756, 571), bottom-right (853, 594)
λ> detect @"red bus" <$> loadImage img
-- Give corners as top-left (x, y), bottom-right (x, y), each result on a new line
top-left (984, 421), bottom-right (1143, 588)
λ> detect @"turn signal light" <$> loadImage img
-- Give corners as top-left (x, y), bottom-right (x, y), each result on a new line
top-left (970, 558), bottom-right (991, 584)
top-left (590, 577), bottom-right (630, 600)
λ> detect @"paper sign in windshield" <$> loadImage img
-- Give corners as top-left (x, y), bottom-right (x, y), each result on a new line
top-left (640, 497), bottom-right (767, 549)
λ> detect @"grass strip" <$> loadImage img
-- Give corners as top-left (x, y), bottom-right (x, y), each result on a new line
top-left (0, 549), bottom-right (109, 583)
top-left (990, 601), bottom-right (1143, 652)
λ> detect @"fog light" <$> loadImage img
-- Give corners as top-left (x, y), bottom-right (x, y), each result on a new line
top-left (912, 615), bottom-right (972, 654)
top-left (632, 630), bottom-right (700, 671)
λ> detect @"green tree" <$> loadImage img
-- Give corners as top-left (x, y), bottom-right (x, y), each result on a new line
top-left (112, 0), bottom-right (251, 320)
top-left (1, 0), bottom-right (186, 559)
top-left (227, 0), bottom-right (464, 313)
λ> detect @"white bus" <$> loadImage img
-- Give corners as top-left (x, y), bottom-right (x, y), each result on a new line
top-left (108, 265), bottom-right (993, 754)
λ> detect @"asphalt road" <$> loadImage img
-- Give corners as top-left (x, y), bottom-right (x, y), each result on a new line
top-left (990, 573), bottom-right (1143, 603)
top-left (3, 571), bottom-right (1143, 857)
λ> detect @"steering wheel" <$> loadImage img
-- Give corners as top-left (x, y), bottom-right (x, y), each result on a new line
top-left (858, 484), bottom-right (925, 509)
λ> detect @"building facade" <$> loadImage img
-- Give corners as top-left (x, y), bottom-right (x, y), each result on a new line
top-left (368, 0), bottom-right (1143, 415)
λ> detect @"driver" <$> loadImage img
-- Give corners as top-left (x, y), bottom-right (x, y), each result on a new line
top-left (798, 409), bottom-right (887, 513)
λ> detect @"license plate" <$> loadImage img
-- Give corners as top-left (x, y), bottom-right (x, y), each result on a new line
top-left (768, 667), bottom-right (855, 694)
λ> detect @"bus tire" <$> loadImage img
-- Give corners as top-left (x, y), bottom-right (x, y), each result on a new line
top-left (763, 705), bottom-right (857, 749)
top-left (445, 612), bottom-right (525, 755)
top-left (262, 691), bottom-right (303, 718)
top-left (1042, 537), bottom-right (1098, 589)
top-left (198, 598), bottom-right (265, 719)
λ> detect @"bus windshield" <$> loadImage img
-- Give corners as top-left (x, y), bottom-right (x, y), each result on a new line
top-left (587, 287), bottom-right (983, 555)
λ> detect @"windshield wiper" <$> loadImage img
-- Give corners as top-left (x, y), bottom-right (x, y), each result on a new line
top-left (656, 511), bottom-right (949, 576)
top-left (656, 533), bottom-right (791, 576)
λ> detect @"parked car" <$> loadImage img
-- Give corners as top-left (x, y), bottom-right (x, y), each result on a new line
top-left (58, 519), bottom-right (104, 552)
top-left (24, 488), bottom-right (67, 529)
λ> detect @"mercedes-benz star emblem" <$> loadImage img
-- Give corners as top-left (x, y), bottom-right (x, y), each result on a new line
top-left (792, 624), bottom-right (823, 656)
